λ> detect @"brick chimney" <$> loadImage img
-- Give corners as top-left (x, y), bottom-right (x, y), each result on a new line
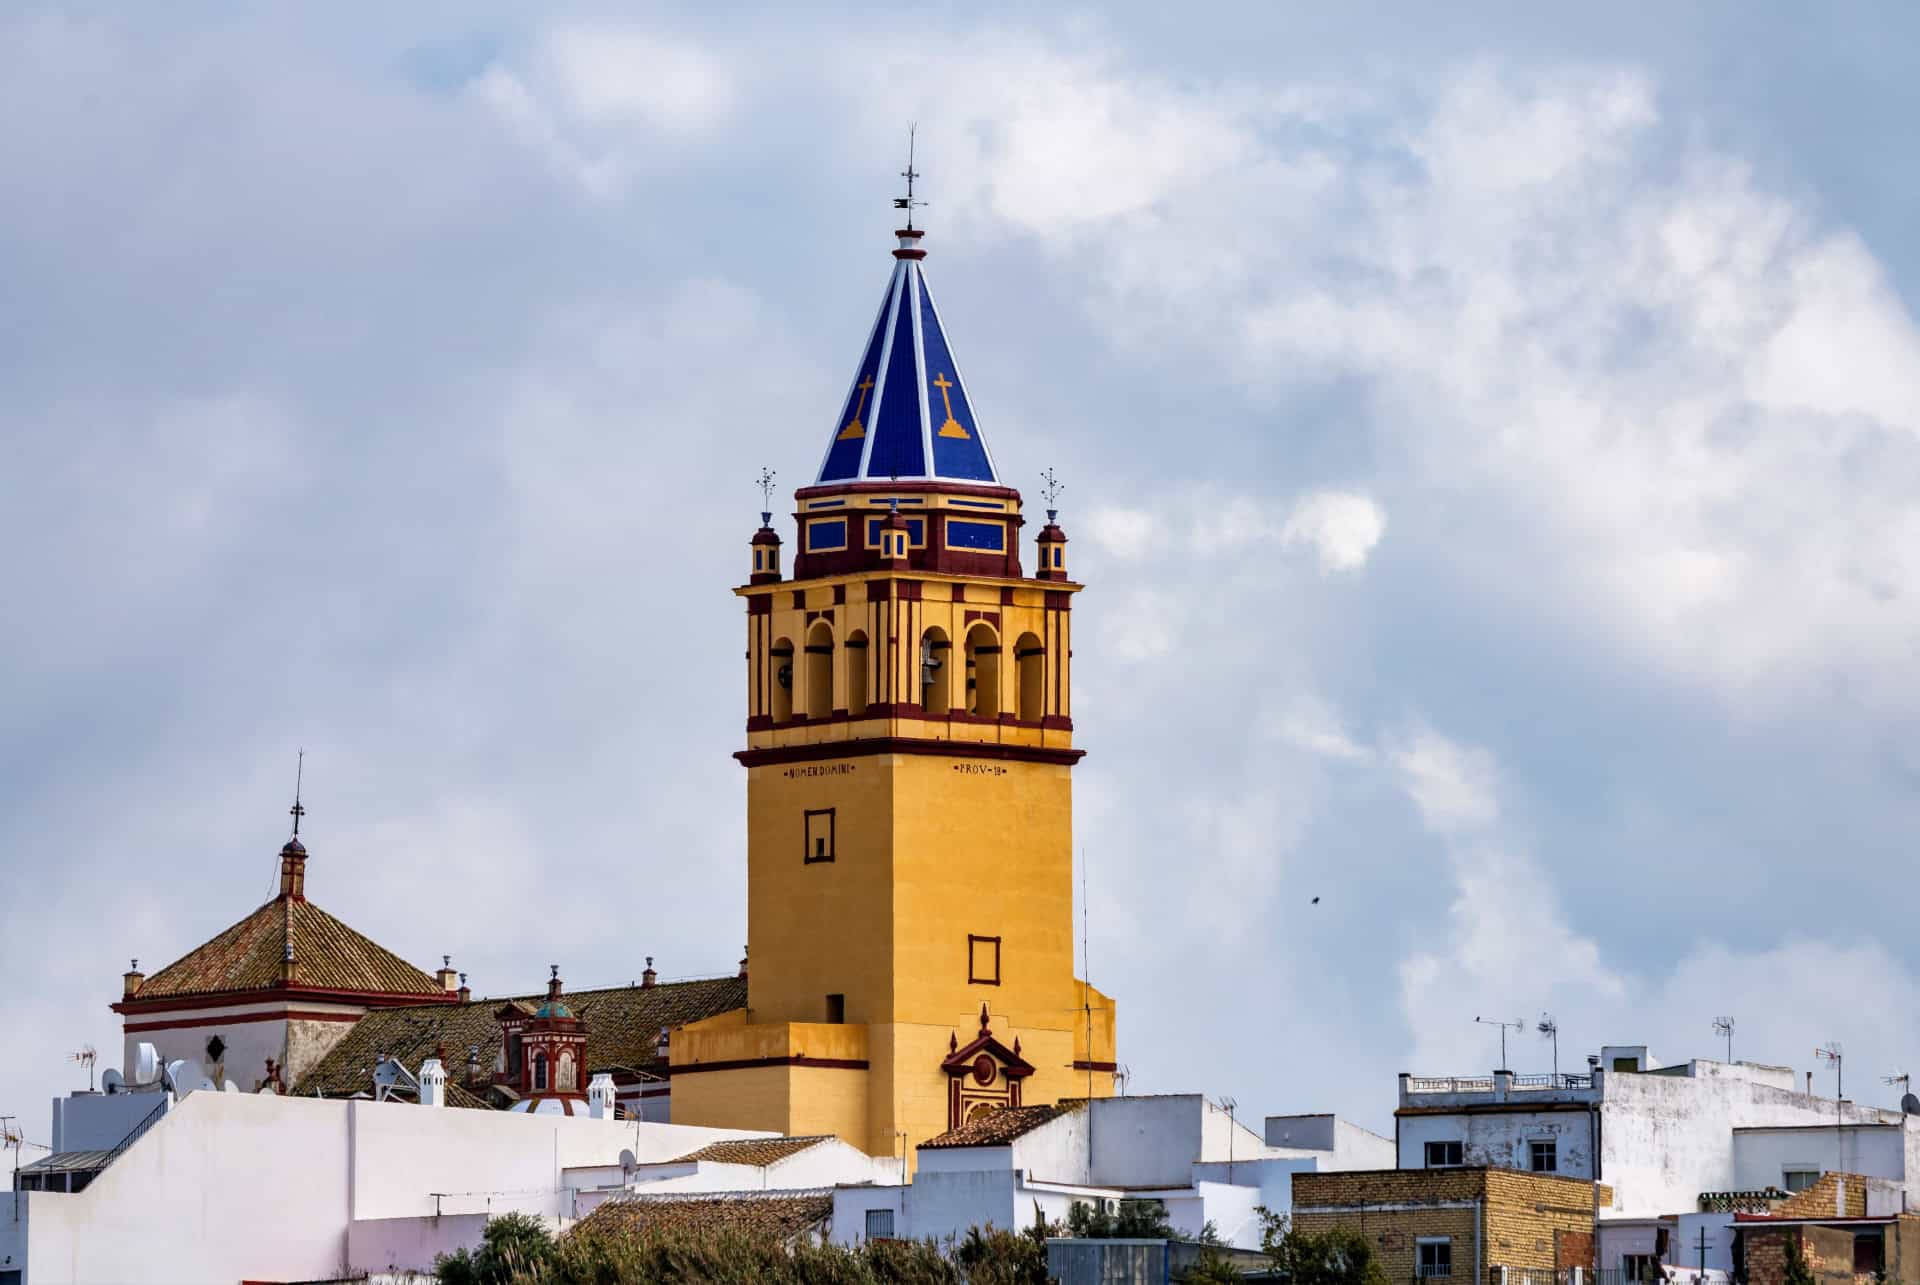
top-left (641, 956), bottom-right (657, 988)
top-left (123, 958), bottom-right (144, 999)
top-left (435, 955), bottom-right (458, 992)
top-left (739, 945), bottom-right (749, 979)
top-left (457, 972), bottom-right (471, 1003)
top-left (547, 964), bottom-right (562, 1001)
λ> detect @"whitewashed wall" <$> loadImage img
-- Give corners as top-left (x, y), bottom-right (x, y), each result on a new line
top-left (7, 1082), bottom-right (769, 1283)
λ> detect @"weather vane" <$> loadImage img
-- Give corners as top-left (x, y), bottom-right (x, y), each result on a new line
top-left (289, 748), bottom-right (306, 838)
top-left (1040, 467), bottom-right (1065, 521)
top-left (893, 124), bottom-right (923, 229)
top-left (757, 468), bottom-right (777, 524)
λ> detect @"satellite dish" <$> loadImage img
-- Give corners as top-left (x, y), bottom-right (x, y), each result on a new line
top-left (222, 1080), bottom-right (240, 1093)
top-left (1901, 1092), bottom-right (1919, 1115)
top-left (620, 1148), bottom-right (638, 1177)
top-left (101, 1069), bottom-right (124, 1095)
top-left (133, 1043), bottom-right (161, 1086)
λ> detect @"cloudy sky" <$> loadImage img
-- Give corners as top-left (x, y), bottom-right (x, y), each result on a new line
top-left (7, 3), bottom-right (1920, 1140)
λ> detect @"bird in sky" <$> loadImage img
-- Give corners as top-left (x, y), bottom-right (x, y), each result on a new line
top-left (1311, 896), bottom-right (1321, 905)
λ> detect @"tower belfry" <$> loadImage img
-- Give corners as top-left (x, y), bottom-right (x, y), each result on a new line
top-left (669, 190), bottom-right (1116, 1161)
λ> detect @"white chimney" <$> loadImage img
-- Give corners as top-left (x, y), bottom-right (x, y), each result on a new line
top-left (419, 1058), bottom-right (447, 1108)
top-left (588, 1073), bottom-right (616, 1120)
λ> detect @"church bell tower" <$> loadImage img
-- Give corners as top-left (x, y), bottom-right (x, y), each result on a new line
top-left (668, 192), bottom-right (1117, 1160)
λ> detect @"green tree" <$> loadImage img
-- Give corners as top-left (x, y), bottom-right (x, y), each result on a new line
top-left (1066, 1198), bottom-right (1175, 1240)
top-left (1256, 1209), bottom-right (1387, 1285)
top-left (1783, 1234), bottom-right (1816, 1285)
top-left (435, 1211), bottom-right (559, 1285)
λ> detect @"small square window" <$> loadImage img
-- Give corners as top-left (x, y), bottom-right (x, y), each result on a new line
top-left (804, 809), bottom-right (835, 863)
top-left (1783, 1168), bottom-right (1819, 1192)
top-left (1425, 1140), bottom-right (1464, 1168)
top-left (865, 1208), bottom-right (895, 1240)
top-left (1418, 1239), bottom-right (1452, 1277)
top-left (1530, 1139), bottom-right (1557, 1172)
top-left (968, 934), bottom-right (1001, 985)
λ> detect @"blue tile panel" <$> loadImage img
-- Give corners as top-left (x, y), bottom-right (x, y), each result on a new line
top-left (867, 272), bottom-right (926, 480)
top-left (819, 280), bottom-right (892, 482)
top-left (806, 518), bottom-right (849, 551)
top-left (920, 275), bottom-right (995, 482)
top-left (945, 519), bottom-right (1006, 551)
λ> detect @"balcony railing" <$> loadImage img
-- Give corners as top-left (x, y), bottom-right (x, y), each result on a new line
top-left (1405, 1073), bottom-right (1594, 1095)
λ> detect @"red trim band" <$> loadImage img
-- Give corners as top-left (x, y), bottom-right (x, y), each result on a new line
top-left (669, 1056), bottom-right (870, 1076)
top-left (123, 1008), bottom-right (365, 1033)
top-left (114, 984), bottom-right (457, 1016)
top-left (735, 738), bottom-right (1084, 768)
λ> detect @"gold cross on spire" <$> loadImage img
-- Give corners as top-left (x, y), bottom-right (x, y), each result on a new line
top-left (932, 372), bottom-right (969, 439)
top-left (838, 377), bottom-right (873, 441)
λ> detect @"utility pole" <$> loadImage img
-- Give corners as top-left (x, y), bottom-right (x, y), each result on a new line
top-left (1697, 1226), bottom-right (1711, 1283)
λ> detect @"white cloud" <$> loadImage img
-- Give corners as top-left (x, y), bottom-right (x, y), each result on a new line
top-left (1389, 724), bottom-right (1500, 833)
top-left (1084, 505), bottom-right (1162, 560)
top-left (1282, 490), bottom-right (1386, 572)
top-left (540, 26), bottom-right (734, 132)
top-left (471, 24), bottom-right (735, 195)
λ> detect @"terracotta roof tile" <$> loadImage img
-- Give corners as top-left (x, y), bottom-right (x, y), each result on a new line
top-left (133, 896), bottom-right (444, 1001)
top-left (289, 974), bottom-right (747, 1101)
top-left (669, 1136), bottom-right (833, 1166)
top-left (573, 1190), bottom-right (833, 1243)
top-left (919, 1102), bottom-right (1078, 1149)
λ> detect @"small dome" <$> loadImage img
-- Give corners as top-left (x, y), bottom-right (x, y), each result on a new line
top-left (535, 1000), bottom-right (573, 1020)
top-left (280, 838), bottom-right (307, 856)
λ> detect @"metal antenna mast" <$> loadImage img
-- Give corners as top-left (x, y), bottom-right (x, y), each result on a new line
top-left (1476, 1016), bottom-right (1525, 1071)
top-left (1713, 1016), bottom-right (1735, 1064)
top-left (1537, 1014), bottom-right (1559, 1081)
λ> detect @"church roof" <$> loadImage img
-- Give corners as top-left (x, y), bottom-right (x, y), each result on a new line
top-left (813, 231), bottom-right (998, 487)
top-left (130, 895), bottom-right (446, 1002)
top-left (290, 974), bottom-right (748, 1100)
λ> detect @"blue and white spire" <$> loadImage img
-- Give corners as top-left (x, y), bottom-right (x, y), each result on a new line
top-left (814, 228), bottom-right (1000, 486)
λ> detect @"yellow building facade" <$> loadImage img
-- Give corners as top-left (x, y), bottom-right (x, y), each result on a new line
top-left (669, 222), bottom-right (1116, 1161)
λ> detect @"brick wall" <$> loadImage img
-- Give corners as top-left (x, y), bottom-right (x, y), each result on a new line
top-left (1291, 1168), bottom-right (1611, 1284)
top-left (1774, 1174), bottom-right (1869, 1220)
top-left (1745, 1225), bottom-right (1875, 1285)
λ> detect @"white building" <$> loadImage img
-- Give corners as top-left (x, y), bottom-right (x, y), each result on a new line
top-left (831, 1094), bottom-right (1392, 1251)
top-left (1397, 1046), bottom-right (1920, 1218)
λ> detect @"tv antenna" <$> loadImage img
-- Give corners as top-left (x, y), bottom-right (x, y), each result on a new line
top-left (1476, 1016), bottom-right (1525, 1072)
top-left (1537, 1014), bottom-right (1559, 1080)
top-left (756, 468), bottom-right (776, 525)
top-left (70, 1044), bottom-right (97, 1092)
top-left (1887, 1074), bottom-right (1920, 1115)
top-left (1713, 1016), bottom-right (1735, 1064)
top-left (894, 124), bottom-right (924, 229)
top-left (1816, 1043), bottom-right (1844, 1099)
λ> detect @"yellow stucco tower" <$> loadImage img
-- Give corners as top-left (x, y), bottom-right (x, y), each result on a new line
top-left (669, 212), bottom-right (1117, 1161)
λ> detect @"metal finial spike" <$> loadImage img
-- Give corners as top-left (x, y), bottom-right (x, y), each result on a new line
top-left (893, 124), bottom-right (923, 230)
top-left (757, 467), bottom-right (777, 525)
top-left (1040, 467), bottom-right (1065, 515)
top-left (289, 748), bottom-right (307, 837)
